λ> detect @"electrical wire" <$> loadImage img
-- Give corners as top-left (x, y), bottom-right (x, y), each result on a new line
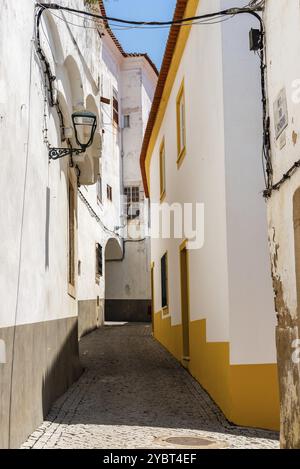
top-left (78, 188), bottom-right (121, 238)
top-left (261, 143), bottom-right (268, 190)
top-left (38, 6), bottom-right (102, 31)
top-left (263, 158), bottom-right (300, 198)
top-left (37, 3), bottom-right (240, 32)
top-left (110, 15), bottom-right (235, 31)
top-left (108, 13), bottom-right (232, 29)
top-left (78, 189), bottom-right (147, 242)
top-left (35, 2), bottom-right (272, 195)
top-left (39, 11), bottom-right (235, 35)
top-left (40, 0), bottom-right (232, 28)
top-left (39, 9), bottom-right (230, 33)
top-left (38, 2), bottom-right (263, 27)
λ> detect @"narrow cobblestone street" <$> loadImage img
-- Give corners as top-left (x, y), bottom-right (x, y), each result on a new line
top-left (22, 324), bottom-right (279, 449)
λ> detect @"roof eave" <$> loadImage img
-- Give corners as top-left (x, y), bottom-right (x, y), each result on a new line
top-left (98, 0), bottom-right (159, 76)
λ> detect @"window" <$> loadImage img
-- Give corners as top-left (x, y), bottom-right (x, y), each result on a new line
top-left (124, 186), bottom-right (140, 219)
top-left (112, 88), bottom-right (119, 126)
top-left (161, 252), bottom-right (168, 310)
top-left (100, 96), bottom-right (110, 105)
top-left (96, 243), bottom-right (103, 280)
top-left (124, 186), bottom-right (140, 203)
top-left (97, 175), bottom-right (102, 204)
top-left (159, 139), bottom-right (166, 201)
top-left (68, 180), bottom-right (76, 297)
top-left (107, 184), bottom-right (112, 201)
top-left (123, 115), bottom-right (130, 128)
top-left (176, 80), bottom-right (186, 166)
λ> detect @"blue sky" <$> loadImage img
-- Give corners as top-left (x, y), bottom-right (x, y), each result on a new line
top-left (103, 0), bottom-right (177, 69)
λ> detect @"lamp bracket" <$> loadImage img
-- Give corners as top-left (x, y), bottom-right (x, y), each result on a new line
top-left (49, 147), bottom-right (85, 160)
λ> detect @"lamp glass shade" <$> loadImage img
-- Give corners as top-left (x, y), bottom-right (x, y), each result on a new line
top-left (72, 110), bottom-right (97, 149)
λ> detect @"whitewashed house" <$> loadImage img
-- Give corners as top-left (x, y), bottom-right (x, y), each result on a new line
top-left (0, 0), bottom-right (156, 448)
top-left (141, 0), bottom-right (279, 430)
top-left (263, 0), bottom-right (300, 449)
top-left (96, 0), bottom-right (158, 323)
top-left (0, 0), bottom-right (104, 448)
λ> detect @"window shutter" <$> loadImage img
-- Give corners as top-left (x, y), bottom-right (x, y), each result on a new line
top-left (96, 243), bottom-right (103, 277)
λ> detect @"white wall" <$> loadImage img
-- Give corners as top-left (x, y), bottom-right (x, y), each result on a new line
top-left (78, 189), bottom-right (105, 302)
top-left (221, 0), bottom-right (276, 364)
top-left (151, 0), bottom-right (230, 341)
top-left (77, 29), bottom-right (123, 305)
top-left (264, 0), bottom-right (300, 323)
top-left (149, 0), bottom-right (276, 364)
top-left (102, 45), bottom-right (157, 302)
top-left (78, 26), bottom-right (156, 306)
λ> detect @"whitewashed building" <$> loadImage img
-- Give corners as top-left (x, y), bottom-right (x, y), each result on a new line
top-left (263, 0), bottom-right (300, 449)
top-left (0, 0), bottom-right (156, 448)
top-left (0, 0), bottom-right (104, 448)
top-left (97, 1), bottom-right (158, 323)
top-left (141, 0), bottom-right (279, 430)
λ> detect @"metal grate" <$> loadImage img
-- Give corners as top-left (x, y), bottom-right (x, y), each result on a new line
top-left (156, 435), bottom-right (227, 449)
top-left (165, 437), bottom-right (214, 447)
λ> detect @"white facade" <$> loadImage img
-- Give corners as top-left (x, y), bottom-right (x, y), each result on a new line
top-left (0, 0), bottom-right (156, 448)
top-left (97, 21), bottom-right (157, 322)
top-left (150, 0), bottom-right (276, 363)
top-left (146, 0), bottom-right (278, 429)
top-left (0, 0), bottom-right (105, 448)
top-left (263, 0), bottom-right (300, 448)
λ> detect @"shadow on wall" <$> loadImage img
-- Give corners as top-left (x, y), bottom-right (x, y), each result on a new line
top-left (78, 298), bottom-right (105, 339)
top-left (104, 299), bottom-right (152, 323)
top-left (0, 318), bottom-right (82, 449)
top-left (41, 320), bottom-right (83, 419)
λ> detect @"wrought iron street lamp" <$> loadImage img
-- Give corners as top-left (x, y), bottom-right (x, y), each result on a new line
top-left (49, 110), bottom-right (97, 160)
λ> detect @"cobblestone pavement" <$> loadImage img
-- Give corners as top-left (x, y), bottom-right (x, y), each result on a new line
top-left (22, 323), bottom-right (279, 449)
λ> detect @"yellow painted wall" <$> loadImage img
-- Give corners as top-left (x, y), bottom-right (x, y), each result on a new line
top-left (148, 0), bottom-right (279, 433)
top-left (153, 313), bottom-right (182, 361)
top-left (229, 364), bottom-right (280, 430)
top-left (153, 311), bottom-right (280, 431)
top-left (188, 319), bottom-right (231, 418)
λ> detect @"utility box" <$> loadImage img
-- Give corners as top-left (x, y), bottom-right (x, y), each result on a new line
top-left (249, 28), bottom-right (261, 51)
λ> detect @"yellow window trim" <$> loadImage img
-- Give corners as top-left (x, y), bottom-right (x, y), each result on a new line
top-left (179, 239), bottom-right (191, 366)
top-left (179, 238), bottom-right (188, 251)
top-left (176, 79), bottom-right (186, 168)
top-left (179, 239), bottom-right (190, 313)
top-left (159, 138), bottom-right (166, 202)
top-left (177, 147), bottom-right (186, 169)
top-left (150, 261), bottom-right (155, 313)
